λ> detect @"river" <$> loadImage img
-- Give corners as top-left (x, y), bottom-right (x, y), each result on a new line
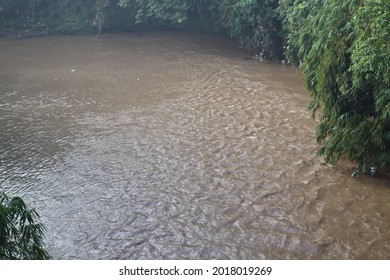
top-left (0, 32), bottom-right (389, 259)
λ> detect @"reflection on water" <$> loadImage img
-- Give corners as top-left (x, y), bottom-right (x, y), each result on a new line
top-left (0, 32), bottom-right (389, 259)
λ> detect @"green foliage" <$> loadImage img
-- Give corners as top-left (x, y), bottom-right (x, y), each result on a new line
top-left (55, 0), bottom-right (95, 33)
top-left (278, 0), bottom-right (321, 66)
top-left (119, 0), bottom-right (189, 24)
top-left (1, 1), bottom-right (285, 58)
top-left (348, 0), bottom-right (390, 172)
top-left (0, 192), bottom-right (51, 260)
top-left (216, 0), bottom-right (284, 58)
top-left (296, 0), bottom-right (390, 174)
top-left (118, 0), bottom-right (284, 58)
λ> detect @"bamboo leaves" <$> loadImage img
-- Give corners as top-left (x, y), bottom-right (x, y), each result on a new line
top-left (283, 0), bottom-right (390, 174)
top-left (0, 193), bottom-right (51, 260)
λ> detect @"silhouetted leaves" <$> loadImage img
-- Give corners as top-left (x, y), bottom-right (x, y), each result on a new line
top-left (0, 193), bottom-right (51, 260)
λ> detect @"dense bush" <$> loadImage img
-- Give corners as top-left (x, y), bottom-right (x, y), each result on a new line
top-left (1, 0), bottom-right (284, 59)
top-left (282, 0), bottom-right (390, 174)
top-left (215, 0), bottom-right (284, 59)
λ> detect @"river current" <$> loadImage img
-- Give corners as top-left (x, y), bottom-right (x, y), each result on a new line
top-left (0, 32), bottom-right (389, 259)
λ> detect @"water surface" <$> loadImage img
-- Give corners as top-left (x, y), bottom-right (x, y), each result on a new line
top-left (1, 32), bottom-right (389, 259)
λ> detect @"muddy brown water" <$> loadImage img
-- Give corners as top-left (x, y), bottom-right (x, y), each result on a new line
top-left (0, 32), bottom-right (389, 259)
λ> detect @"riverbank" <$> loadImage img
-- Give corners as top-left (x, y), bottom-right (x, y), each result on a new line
top-left (0, 27), bottom-right (59, 39)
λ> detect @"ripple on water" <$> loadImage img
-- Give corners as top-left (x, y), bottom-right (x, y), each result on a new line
top-left (0, 33), bottom-right (389, 260)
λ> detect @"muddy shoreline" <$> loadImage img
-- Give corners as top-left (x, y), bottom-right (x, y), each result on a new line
top-left (0, 27), bottom-right (59, 39)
